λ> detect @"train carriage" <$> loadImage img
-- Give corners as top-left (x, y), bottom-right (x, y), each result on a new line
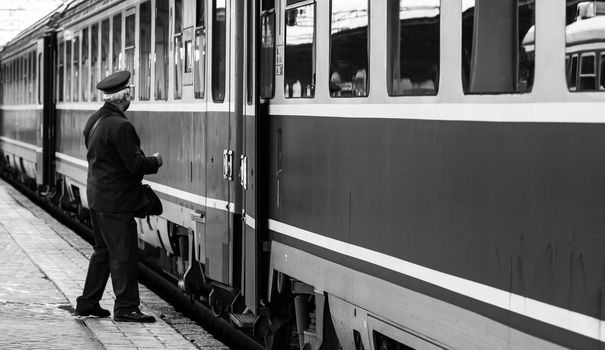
top-left (1, 0), bottom-right (604, 349)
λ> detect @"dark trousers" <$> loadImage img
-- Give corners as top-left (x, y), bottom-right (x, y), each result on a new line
top-left (76, 209), bottom-right (140, 314)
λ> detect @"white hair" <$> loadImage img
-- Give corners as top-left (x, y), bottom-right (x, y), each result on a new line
top-left (103, 88), bottom-right (130, 102)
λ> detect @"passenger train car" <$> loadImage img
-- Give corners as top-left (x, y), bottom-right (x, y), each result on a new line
top-left (1, 0), bottom-right (604, 349)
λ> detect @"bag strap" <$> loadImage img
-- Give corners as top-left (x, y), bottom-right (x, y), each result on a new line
top-left (85, 115), bottom-right (109, 149)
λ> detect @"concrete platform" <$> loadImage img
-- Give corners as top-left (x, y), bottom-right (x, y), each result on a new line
top-left (0, 179), bottom-right (228, 350)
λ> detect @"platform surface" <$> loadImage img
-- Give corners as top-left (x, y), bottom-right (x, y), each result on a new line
top-left (0, 179), bottom-right (227, 350)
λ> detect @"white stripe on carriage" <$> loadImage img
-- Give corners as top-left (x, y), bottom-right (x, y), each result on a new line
top-left (55, 152), bottom-right (235, 213)
top-left (0, 137), bottom-right (42, 152)
top-left (268, 102), bottom-right (605, 123)
top-left (268, 219), bottom-right (605, 343)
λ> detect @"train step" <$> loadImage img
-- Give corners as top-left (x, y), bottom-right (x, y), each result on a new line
top-left (229, 313), bottom-right (257, 328)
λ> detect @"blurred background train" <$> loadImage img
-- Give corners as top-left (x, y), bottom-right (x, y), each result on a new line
top-left (0, 0), bottom-right (604, 349)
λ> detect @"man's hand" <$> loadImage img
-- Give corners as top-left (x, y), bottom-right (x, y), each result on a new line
top-left (153, 153), bottom-right (163, 167)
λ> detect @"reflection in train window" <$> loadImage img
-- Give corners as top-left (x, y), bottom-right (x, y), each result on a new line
top-left (330, 0), bottom-right (369, 97)
top-left (579, 53), bottom-right (596, 91)
top-left (462, 0), bottom-right (534, 94)
top-left (174, 0), bottom-right (183, 99)
top-left (91, 23), bottom-right (99, 101)
top-left (212, 0), bottom-right (227, 103)
top-left (155, 0), bottom-right (169, 100)
top-left (260, 0), bottom-right (275, 99)
top-left (66, 39), bottom-right (72, 102)
top-left (140, 1), bottom-right (151, 101)
top-left (387, 0), bottom-right (439, 96)
top-left (73, 35), bottom-right (80, 102)
top-left (82, 27), bottom-right (89, 101)
top-left (58, 41), bottom-right (64, 102)
top-left (565, 1), bottom-right (605, 92)
top-left (101, 19), bottom-right (109, 80)
top-left (112, 14), bottom-right (122, 73)
top-left (125, 13), bottom-right (136, 96)
top-left (285, 2), bottom-right (315, 98)
top-left (194, 0), bottom-right (206, 99)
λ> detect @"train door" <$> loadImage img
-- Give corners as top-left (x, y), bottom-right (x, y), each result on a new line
top-left (41, 32), bottom-right (56, 189)
top-left (241, 0), bottom-right (260, 315)
top-left (239, 0), bottom-right (273, 319)
top-left (202, 0), bottom-right (243, 291)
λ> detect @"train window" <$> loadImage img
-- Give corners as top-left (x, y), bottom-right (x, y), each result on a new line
top-left (330, 0), bottom-right (369, 97)
top-left (373, 331), bottom-right (413, 350)
top-left (212, 0), bottom-right (227, 103)
top-left (125, 12), bottom-right (136, 96)
top-left (194, 0), bottom-right (206, 99)
top-left (112, 14), bottom-right (122, 72)
top-left (462, 0), bottom-right (535, 94)
top-left (25, 54), bottom-right (30, 104)
top-left (31, 52), bottom-right (36, 104)
top-left (139, 1), bottom-right (152, 101)
top-left (155, 0), bottom-right (169, 100)
top-left (579, 53), bottom-right (596, 91)
top-left (101, 19), bottom-right (110, 80)
top-left (91, 23), bottom-right (99, 101)
top-left (284, 1), bottom-right (316, 98)
top-left (260, 0), bottom-right (275, 99)
top-left (599, 53), bottom-right (605, 90)
top-left (387, 0), bottom-right (439, 96)
top-left (174, 0), bottom-right (184, 99)
top-left (66, 39), bottom-right (72, 102)
top-left (82, 27), bottom-right (89, 101)
top-left (73, 35), bottom-right (80, 102)
top-left (58, 41), bottom-right (65, 102)
top-left (37, 53), bottom-right (41, 104)
top-left (568, 54), bottom-right (578, 91)
top-left (25, 55), bottom-right (29, 104)
top-left (566, 1), bottom-right (605, 92)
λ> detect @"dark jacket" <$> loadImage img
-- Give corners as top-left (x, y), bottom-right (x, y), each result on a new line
top-left (83, 102), bottom-right (159, 213)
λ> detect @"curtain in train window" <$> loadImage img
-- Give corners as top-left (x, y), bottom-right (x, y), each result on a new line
top-left (566, 1), bottom-right (605, 92)
top-left (155, 0), bottom-right (169, 100)
top-left (140, 1), bottom-right (151, 101)
top-left (260, 0), bottom-right (275, 99)
top-left (387, 0), bottom-right (440, 96)
top-left (212, 0), bottom-right (226, 103)
top-left (125, 13), bottom-right (136, 96)
top-left (82, 27), bottom-right (89, 101)
top-left (174, 0), bottom-right (183, 99)
top-left (284, 1), bottom-right (315, 98)
top-left (112, 14), bottom-right (122, 72)
top-left (73, 36), bottom-right (80, 102)
top-left (91, 23), bottom-right (99, 101)
top-left (66, 39), bottom-right (72, 102)
top-left (462, 0), bottom-right (535, 94)
top-left (101, 19), bottom-right (110, 80)
top-left (58, 42), bottom-right (65, 102)
top-left (194, 0), bottom-right (206, 99)
top-left (330, 0), bottom-right (369, 97)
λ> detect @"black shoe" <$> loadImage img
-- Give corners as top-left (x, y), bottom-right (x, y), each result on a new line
top-left (114, 310), bottom-right (156, 323)
top-left (75, 305), bottom-right (111, 318)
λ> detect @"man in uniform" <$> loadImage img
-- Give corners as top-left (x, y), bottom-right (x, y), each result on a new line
top-left (75, 71), bottom-right (162, 323)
